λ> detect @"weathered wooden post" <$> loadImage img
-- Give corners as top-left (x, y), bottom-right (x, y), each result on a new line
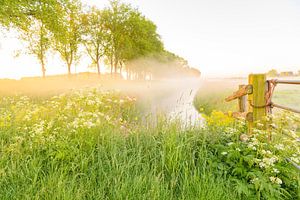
top-left (247, 74), bottom-right (267, 134)
top-left (238, 85), bottom-right (247, 112)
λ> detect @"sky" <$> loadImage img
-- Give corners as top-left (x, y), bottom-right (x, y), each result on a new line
top-left (1, 0), bottom-right (300, 79)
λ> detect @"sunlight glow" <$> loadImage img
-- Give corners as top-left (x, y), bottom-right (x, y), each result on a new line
top-left (1, 0), bottom-right (300, 79)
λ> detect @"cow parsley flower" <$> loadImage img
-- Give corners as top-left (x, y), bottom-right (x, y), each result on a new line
top-left (269, 176), bottom-right (282, 185)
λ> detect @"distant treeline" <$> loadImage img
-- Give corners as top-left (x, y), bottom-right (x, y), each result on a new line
top-left (0, 0), bottom-right (200, 80)
top-left (267, 69), bottom-right (300, 77)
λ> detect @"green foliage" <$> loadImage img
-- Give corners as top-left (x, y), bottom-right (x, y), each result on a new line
top-left (0, 0), bottom-right (199, 79)
top-left (0, 90), bottom-right (299, 199)
top-left (81, 7), bottom-right (106, 75)
top-left (0, 90), bottom-right (238, 199)
top-left (204, 112), bottom-right (300, 199)
top-left (194, 87), bottom-right (236, 115)
top-left (53, 0), bottom-right (82, 75)
top-left (17, 1), bottom-right (54, 78)
top-left (0, 0), bottom-right (34, 29)
top-left (267, 69), bottom-right (279, 77)
top-left (0, 0), bottom-right (63, 31)
top-left (101, 0), bottom-right (164, 74)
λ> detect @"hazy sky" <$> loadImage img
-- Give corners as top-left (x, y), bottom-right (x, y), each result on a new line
top-left (1, 0), bottom-right (300, 79)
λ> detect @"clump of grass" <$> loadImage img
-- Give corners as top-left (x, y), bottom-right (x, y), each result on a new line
top-left (193, 88), bottom-right (236, 115)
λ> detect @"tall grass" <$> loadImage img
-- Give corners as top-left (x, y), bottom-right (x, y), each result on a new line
top-left (1, 89), bottom-right (299, 199)
top-left (0, 124), bottom-right (239, 199)
top-left (0, 91), bottom-right (239, 200)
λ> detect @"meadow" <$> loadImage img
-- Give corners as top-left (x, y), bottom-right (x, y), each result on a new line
top-left (0, 76), bottom-right (299, 199)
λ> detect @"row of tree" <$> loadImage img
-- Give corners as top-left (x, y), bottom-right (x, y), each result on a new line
top-left (267, 69), bottom-right (300, 77)
top-left (0, 0), bottom-right (200, 79)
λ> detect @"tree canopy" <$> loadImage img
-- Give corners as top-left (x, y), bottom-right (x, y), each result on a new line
top-left (0, 0), bottom-right (200, 79)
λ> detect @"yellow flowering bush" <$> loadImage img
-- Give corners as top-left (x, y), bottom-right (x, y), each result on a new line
top-left (204, 110), bottom-right (234, 127)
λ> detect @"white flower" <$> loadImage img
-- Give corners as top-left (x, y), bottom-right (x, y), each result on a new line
top-left (273, 168), bottom-right (280, 174)
top-left (250, 178), bottom-right (259, 184)
top-left (247, 143), bottom-right (257, 150)
top-left (221, 152), bottom-right (228, 155)
top-left (259, 157), bottom-right (278, 169)
top-left (87, 100), bottom-right (95, 106)
top-left (259, 162), bottom-right (266, 169)
top-left (119, 99), bottom-right (125, 104)
top-left (274, 144), bottom-right (284, 150)
top-left (235, 148), bottom-right (241, 152)
top-left (291, 156), bottom-right (299, 164)
top-left (83, 121), bottom-right (95, 129)
top-left (269, 176), bottom-right (282, 185)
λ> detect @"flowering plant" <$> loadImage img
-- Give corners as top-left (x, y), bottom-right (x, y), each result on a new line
top-left (205, 111), bottom-right (300, 199)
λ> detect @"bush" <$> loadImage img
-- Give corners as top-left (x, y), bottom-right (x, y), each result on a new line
top-left (204, 112), bottom-right (300, 199)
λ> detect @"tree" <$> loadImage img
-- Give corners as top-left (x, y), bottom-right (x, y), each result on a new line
top-left (81, 7), bottom-right (106, 76)
top-left (101, 0), bottom-right (130, 75)
top-left (102, 0), bottom-right (164, 76)
top-left (16, 0), bottom-right (59, 78)
top-left (18, 20), bottom-right (51, 78)
top-left (0, 0), bottom-right (68, 77)
top-left (0, 0), bottom-right (64, 31)
top-left (0, 0), bottom-right (34, 29)
top-left (52, 0), bottom-right (82, 75)
top-left (267, 69), bottom-right (278, 77)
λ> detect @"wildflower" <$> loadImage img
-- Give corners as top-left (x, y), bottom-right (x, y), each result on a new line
top-left (257, 122), bottom-right (264, 128)
top-left (239, 134), bottom-right (249, 142)
top-left (119, 99), bottom-right (125, 104)
top-left (290, 156), bottom-right (299, 164)
top-left (87, 100), bottom-right (95, 106)
top-left (250, 178), bottom-right (259, 184)
top-left (274, 144), bottom-right (284, 151)
top-left (273, 168), bottom-right (280, 174)
top-left (259, 162), bottom-right (266, 169)
top-left (83, 121), bottom-right (95, 129)
top-left (221, 152), bottom-right (228, 155)
top-left (120, 125), bottom-right (127, 132)
top-left (105, 115), bottom-right (111, 121)
top-left (247, 143), bottom-right (257, 150)
top-left (269, 176), bottom-right (282, 185)
top-left (235, 148), bottom-right (241, 152)
top-left (261, 150), bottom-right (272, 156)
top-left (259, 157), bottom-right (278, 169)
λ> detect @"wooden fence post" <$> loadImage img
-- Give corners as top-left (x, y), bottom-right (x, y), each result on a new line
top-left (247, 74), bottom-right (267, 134)
top-left (238, 85), bottom-right (247, 112)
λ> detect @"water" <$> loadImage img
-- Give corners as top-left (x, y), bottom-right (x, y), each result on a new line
top-left (149, 78), bottom-right (204, 127)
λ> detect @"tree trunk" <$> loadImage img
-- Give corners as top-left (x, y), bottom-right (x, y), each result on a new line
top-left (110, 57), bottom-right (113, 76)
top-left (114, 62), bottom-right (117, 74)
top-left (42, 64), bottom-right (46, 78)
top-left (114, 56), bottom-right (118, 75)
top-left (126, 68), bottom-right (129, 80)
top-left (97, 62), bottom-right (100, 76)
top-left (67, 63), bottom-right (71, 76)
